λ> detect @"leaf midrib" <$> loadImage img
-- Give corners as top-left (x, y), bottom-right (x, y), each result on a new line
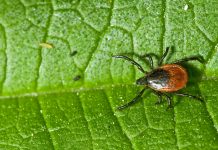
top-left (1, 76), bottom-right (218, 99)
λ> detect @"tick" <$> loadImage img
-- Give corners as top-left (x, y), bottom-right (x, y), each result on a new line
top-left (113, 47), bottom-right (204, 110)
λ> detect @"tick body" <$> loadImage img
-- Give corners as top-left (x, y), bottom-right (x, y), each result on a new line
top-left (113, 47), bottom-right (204, 110)
top-left (145, 64), bottom-right (188, 92)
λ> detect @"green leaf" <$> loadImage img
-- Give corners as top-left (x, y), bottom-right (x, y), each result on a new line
top-left (0, 0), bottom-right (218, 149)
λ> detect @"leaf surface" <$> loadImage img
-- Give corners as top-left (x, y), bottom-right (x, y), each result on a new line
top-left (0, 0), bottom-right (218, 149)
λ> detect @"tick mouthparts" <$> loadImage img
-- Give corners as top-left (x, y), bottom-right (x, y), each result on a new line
top-left (136, 76), bottom-right (147, 85)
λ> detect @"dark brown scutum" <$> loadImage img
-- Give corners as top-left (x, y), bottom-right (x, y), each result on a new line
top-left (146, 68), bottom-right (170, 90)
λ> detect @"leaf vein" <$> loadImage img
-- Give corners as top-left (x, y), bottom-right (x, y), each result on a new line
top-left (204, 101), bottom-right (218, 134)
top-left (172, 107), bottom-right (180, 150)
top-left (35, 2), bottom-right (54, 90)
top-left (0, 23), bottom-right (7, 94)
top-left (104, 90), bottom-right (134, 150)
top-left (37, 97), bottom-right (55, 150)
top-left (83, 0), bottom-right (114, 74)
top-left (78, 94), bottom-right (94, 149)
top-left (189, 1), bottom-right (214, 44)
top-left (160, 0), bottom-right (167, 55)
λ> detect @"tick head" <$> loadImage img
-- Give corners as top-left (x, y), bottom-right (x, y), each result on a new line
top-left (136, 76), bottom-right (148, 85)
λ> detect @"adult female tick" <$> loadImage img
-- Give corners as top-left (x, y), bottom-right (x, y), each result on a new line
top-left (113, 47), bottom-right (204, 110)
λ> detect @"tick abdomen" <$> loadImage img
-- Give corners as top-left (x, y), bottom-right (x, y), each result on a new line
top-left (147, 64), bottom-right (188, 92)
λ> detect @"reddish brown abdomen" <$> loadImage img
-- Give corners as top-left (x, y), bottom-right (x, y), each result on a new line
top-left (159, 64), bottom-right (188, 92)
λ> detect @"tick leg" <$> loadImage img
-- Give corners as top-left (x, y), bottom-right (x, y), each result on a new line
top-left (155, 95), bottom-right (162, 105)
top-left (162, 93), bottom-right (173, 109)
top-left (158, 47), bottom-right (170, 66)
top-left (144, 54), bottom-right (154, 69)
top-left (117, 88), bottom-right (146, 110)
top-left (151, 90), bottom-right (163, 104)
top-left (171, 56), bottom-right (204, 64)
top-left (174, 93), bottom-right (203, 102)
top-left (112, 55), bottom-right (146, 73)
